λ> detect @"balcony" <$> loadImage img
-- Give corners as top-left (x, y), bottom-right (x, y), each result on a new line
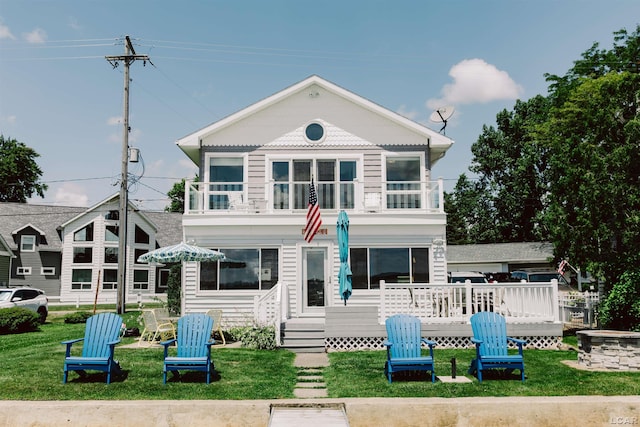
top-left (184, 178), bottom-right (444, 215)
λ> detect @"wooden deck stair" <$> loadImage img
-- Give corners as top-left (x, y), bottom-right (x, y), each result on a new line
top-left (281, 318), bottom-right (325, 353)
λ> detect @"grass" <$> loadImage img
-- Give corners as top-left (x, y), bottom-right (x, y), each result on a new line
top-left (1, 311), bottom-right (639, 400)
top-left (325, 348), bottom-right (640, 398)
top-left (0, 312), bottom-right (296, 400)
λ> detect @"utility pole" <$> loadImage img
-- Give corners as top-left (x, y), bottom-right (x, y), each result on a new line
top-left (106, 36), bottom-right (149, 315)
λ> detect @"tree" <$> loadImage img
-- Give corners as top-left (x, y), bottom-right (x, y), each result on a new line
top-left (445, 174), bottom-right (499, 244)
top-left (0, 135), bottom-right (47, 202)
top-left (165, 176), bottom-right (198, 213)
top-left (470, 96), bottom-right (551, 242)
top-left (542, 71), bottom-right (640, 288)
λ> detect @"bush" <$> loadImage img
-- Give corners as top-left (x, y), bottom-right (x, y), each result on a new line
top-left (598, 270), bottom-right (640, 332)
top-left (0, 307), bottom-right (40, 334)
top-left (167, 264), bottom-right (181, 316)
top-left (63, 311), bottom-right (93, 324)
top-left (229, 325), bottom-right (276, 350)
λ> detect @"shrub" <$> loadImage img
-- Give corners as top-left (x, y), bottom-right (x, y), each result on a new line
top-left (63, 311), bottom-right (93, 324)
top-left (229, 325), bottom-right (276, 350)
top-left (598, 270), bottom-right (640, 332)
top-left (0, 307), bottom-right (40, 334)
top-left (167, 264), bottom-right (181, 316)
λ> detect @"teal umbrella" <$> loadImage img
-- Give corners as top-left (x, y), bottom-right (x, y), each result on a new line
top-left (337, 210), bottom-right (352, 305)
top-left (137, 242), bottom-right (225, 263)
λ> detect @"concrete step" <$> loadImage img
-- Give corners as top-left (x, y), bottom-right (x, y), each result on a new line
top-left (269, 404), bottom-right (347, 426)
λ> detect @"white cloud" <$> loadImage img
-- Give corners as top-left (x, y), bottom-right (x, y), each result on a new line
top-left (427, 58), bottom-right (524, 109)
top-left (0, 21), bottom-right (15, 40)
top-left (1, 115), bottom-right (17, 124)
top-left (23, 28), bottom-right (47, 44)
top-left (396, 105), bottom-right (419, 121)
top-left (54, 183), bottom-right (89, 207)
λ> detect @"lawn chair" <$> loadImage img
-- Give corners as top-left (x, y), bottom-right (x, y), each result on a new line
top-left (162, 313), bottom-right (215, 384)
top-left (62, 312), bottom-right (123, 384)
top-left (138, 309), bottom-right (176, 347)
top-left (383, 314), bottom-right (437, 383)
top-left (206, 309), bottom-right (226, 345)
top-left (468, 311), bottom-right (526, 382)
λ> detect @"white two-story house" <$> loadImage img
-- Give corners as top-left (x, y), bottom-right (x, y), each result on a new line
top-left (177, 75), bottom-right (562, 351)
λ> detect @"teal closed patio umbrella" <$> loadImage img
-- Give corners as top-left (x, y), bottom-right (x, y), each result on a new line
top-left (337, 210), bottom-right (352, 305)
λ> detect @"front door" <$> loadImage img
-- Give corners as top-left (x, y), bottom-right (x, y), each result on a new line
top-left (303, 247), bottom-right (328, 313)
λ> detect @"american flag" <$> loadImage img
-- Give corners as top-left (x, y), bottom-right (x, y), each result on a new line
top-left (304, 179), bottom-right (322, 243)
top-left (557, 260), bottom-right (568, 274)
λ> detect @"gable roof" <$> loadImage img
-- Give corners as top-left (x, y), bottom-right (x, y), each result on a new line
top-left (177, 75), bottom-right (454, 164)
top-left (0, 202), bottom-right (183, 252)
top-left (11, 223), bottom-right (47, 236)
top-left (447, 242), bottom-right (554, 264)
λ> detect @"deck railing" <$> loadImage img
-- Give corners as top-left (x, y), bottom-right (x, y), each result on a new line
top-left (184, 178), bottom-right (444, 215)
top-left (253, 282), bottom-right (289, 346)
top-left (379, 280), bottom-right (560, 324)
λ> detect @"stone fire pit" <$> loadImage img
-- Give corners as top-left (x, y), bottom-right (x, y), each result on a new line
top-left (576, 330), bottom-right (640, 371)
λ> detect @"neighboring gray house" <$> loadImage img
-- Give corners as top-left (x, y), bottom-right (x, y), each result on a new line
top-left (0, 200), bottom-right (182, 301)
top-left (446, 242), bottom-right (555, 274)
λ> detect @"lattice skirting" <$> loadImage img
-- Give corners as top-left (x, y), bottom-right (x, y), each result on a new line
top-left (325, 335), bottom-right (561, 351)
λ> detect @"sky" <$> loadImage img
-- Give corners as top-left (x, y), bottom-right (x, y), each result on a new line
top-left (1, 1), bottom-right (638, 211)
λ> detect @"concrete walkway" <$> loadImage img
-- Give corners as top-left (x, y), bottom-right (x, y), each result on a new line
top-left (293, 352), bottom-right (330, 398)
top-left (1, 396), bottom-right (638, 426)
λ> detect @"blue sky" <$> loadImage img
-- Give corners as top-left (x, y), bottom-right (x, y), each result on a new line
top-left (1, 1), bottom-right (638, 210)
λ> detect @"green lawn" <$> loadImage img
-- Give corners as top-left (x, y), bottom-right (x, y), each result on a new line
top-left (1, 312), bottom-right (639, 400)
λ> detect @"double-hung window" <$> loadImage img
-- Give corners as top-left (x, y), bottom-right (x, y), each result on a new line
top-left (385, 155), bottom-right (423, 209)
top-left (207, 156), bottom-right (245, 209)
top-left (20, 235), bottom-right (36, 252)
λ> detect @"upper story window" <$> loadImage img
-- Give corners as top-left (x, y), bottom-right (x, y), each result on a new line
top-left (207, 156), bottom-right (245, 209)
top-left (134, 225), bottom-right (149, 244)
top-left (271, 158), bottom-right (357, 211)
top-left (385, 155), bottom-right (423, 209)
top-left (105, 225), bottom-right (119, 242)
top-left (74, 223), bottom-right (94, 242)
top-left (20, 235), bottom-right (36, 252)
top-left (304, 122), bottom-right (325, 143)
top-left (73, 247), bottom-right (93, 263)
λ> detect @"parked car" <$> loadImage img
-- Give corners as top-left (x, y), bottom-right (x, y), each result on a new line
top-left (510, 270), bottom-right (567, 284)
top-left (448, 271), bottom-right (488, 284)
top-left (0, 286), bottom-right (49, 323)
top-left (483, 272), bottom-right (512, 283)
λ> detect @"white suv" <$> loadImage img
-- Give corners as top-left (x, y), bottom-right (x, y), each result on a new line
top-left (0, 287), bottom-right (49, 323)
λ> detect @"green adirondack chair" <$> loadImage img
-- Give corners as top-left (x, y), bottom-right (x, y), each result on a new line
top-left (468, 311), bottom-right (526, 382)
top-left (62, 312), bottom-right (123, 384)
top-left (162, 313), bottom-right (215, 384)
top-left (384, 314), bottom-right (437, 383)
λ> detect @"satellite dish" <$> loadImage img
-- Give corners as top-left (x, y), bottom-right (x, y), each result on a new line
top-left (429, 106), bottom-right (455, 135)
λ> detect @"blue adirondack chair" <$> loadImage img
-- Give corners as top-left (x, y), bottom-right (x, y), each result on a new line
top-left (162, 313), bottom-right (215, 384)
top-left (383, 314), bottom-right (437, 383)
top-left (468, 311), bottom-right (526, 382)
top-left (62, 312), bottom-right (123, 384)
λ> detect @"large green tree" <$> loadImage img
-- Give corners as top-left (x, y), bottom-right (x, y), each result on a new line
top-left (165, 176), bottom-right (198, 213)
top-left (0, 135), bottom-right (47, 202)
top-left (543, 71), bottom-right (640, 287)
top-left (468, 95), bottom-right (551, 242)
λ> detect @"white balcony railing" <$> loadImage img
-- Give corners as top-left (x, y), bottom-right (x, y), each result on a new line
top-left (184, 178), bottom-right (444, 215)
top-left (379, 280), bottom-right (560, 324)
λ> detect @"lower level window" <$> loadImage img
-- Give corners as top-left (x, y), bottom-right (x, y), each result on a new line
top-left (103, 269), bottom-right (118, 290)
top-left (350, 247), bottom-right (429, 289)
top-left (133, 270), bottom-right (149, 290)
top-left (17, 267), bottom-right (32, 275)
top-left (200, 248), bottom-right (279, 291)
top-left (71, 269), bottom-right (92, 290)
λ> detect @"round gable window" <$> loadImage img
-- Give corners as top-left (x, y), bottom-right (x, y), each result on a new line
top-left (305, 122), bottom-right (325, 143)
